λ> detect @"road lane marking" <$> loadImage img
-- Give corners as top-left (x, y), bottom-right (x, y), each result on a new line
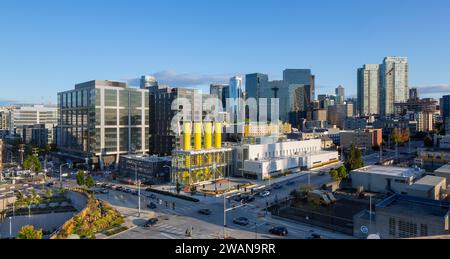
top-left (160, 232), bottom-right (177, 239)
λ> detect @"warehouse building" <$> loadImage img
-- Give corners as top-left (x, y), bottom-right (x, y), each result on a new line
top-left (351, 165), bottom-right (447, 200)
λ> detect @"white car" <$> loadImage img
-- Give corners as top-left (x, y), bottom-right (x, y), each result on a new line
top-left (260, 191), bottom-right (271, 197)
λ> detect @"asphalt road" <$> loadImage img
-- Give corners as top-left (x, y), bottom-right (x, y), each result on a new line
top-left (92, 165), bottom-right (352, 240)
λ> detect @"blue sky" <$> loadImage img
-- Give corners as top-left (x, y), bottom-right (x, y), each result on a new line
top-left (1, 0), bottom-right (449, 104)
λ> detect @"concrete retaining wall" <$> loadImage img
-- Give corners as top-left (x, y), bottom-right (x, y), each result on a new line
top-left (0, 212), bottom-right (75, 238)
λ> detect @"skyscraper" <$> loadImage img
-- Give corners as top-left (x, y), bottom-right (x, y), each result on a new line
top-left (443, 95), bottom-right (450, 135)
top-left (380, 57), bottom-right (409, 115)
top-left (283, 69), bottom-right (316, 109)
top-left (149, 88), bottom-right (202, 156)
top-left (140, 75), bottom-right (158, 89)
top-left (335, 85), bottom-right (345, 104)
top-left (245, 73), bottom-right (269, 122)
top-left (210, 84), bottom-right (228, 110)
top-left (357, 64), bottom-right (380, 116)
top-left (244, 69), bottom-right (315, 126)
top-left (409, 88), bottom-right (419, 100)
top-left (228, 76), bottom-right (244, 125)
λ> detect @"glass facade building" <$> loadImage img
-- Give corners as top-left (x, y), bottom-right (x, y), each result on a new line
top-left (380, 57), bottom-right (409, 115)
top-left (57, 80), bottom-right (149, 168)
top-left (357, 64), bottom-right (381, 116)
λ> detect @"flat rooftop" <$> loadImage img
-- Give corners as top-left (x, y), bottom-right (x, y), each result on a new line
top-left (246, 150), bottom-right (338, 163)
top-left (121, 155), bottom-right (172, 163)
top-left (414, 175), bottom-right (445, 186)
top-left (435, 163), bottom-right (450, 174)
top-left (377, 194), bottom-right (450, 217)
top-left (352, 165), bottom-right (423, 178)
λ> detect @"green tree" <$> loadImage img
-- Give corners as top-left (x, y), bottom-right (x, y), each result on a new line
top-left (344, 144), bottom-right (364, 172)
top-left (85, 175), bottom-right (95, 189)
top-left (17, 225), bottom-right (43, 239)
top-left (424, 136), bottom-right (434, 148)
top-left (23, 155), bottom-right (42, 173)
top-left (76, 171), bottom-right (86, 186)
top-left (45, 188), bottom-right (53, 200)
top-left (329, 169), bottom-right (340, 181)
top-left (337, 166), bottom-right (348, 180)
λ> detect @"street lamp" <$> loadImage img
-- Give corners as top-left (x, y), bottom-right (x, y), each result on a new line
top-left (134, 162), bottom-right (141, 218)
top-left (9, 217), bottom-right (12, 239)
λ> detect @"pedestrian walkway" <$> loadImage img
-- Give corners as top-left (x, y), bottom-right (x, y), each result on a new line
top-left (157, 202), bottom-right (204, 216)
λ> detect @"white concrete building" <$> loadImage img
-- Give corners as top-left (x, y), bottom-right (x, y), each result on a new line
top-left (234, 139), bottom-right (339, 180)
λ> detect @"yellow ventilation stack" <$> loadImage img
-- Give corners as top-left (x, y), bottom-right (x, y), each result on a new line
top-left (194, 122), bottom-right (202, 151)
top-left (214, 122), bottom-right (222, 149)
top-left (183, 122), bottom-right (192, 151)
top-left (204, 122), bottom-right (213, 179)
top-left (244, 124), bottom-right (250, 137)
top-left (204, 122), bottom-right (213, 150)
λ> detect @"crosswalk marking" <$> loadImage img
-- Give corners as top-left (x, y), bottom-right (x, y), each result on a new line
top-left (160, 233), bottom-right (177, 239)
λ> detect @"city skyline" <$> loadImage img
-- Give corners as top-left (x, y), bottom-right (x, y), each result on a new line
top-left (1, 0), bottom-right (450, 104)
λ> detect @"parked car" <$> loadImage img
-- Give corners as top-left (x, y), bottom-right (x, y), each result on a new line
top-left (147, 203), bottom-right (157, 209)
top-left (269, 226), bottom-right (288, 236)
top-left (116, 186), bottom-right (124, 191)
top-left (101, 189), bottom-right (109, 194)
top-left (144, 218), bottom-right (159, 227)
top-left (198, 209), bottom-right (212, 215)
top-left (318, 171), bottom-right (326, 176)
top-left (233, 195), bottom-right (243, 202)
top-left (233, 217), bottom-right (249, 226)
top-left (242, 196), bottom-right (255, 203)
top-left (147, 194), bottom-right (156, 199)
top-left (260, 191), bottom-right (271, 198)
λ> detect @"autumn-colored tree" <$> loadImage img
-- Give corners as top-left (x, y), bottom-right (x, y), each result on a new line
top-left (17, 225), bottom-right (43, 239)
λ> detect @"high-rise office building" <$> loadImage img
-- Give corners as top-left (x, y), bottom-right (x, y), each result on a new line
top-left (335, 85), bottom-right (345, 104)
top-left (57, 80), bottom-right (149, 169)
top-left (283, 69), bottom-right (316, 110)
top-left (149, 88), bottom-right (202, 156)
top-left (328, 103), bottom-right (354, 129)
top-left (140, 75), bottom-right (158, 89)
top-left (443, 95), bottom-right (450, 135)
top-left (410, 88), bottom-right (419, 100)
top-left (245, 73), bottom-right (269, 121)
top-left (7, 105), bottom-right (58, 144)
top-left (0, 109), bottom-right (11, 130)
top-left (245, 69), bottom-right (315, 126)
top-left (10, 105), bottom-right (58, 129)
top-left (210, 84), bottom-right (228, 110)
top-left (380, 57), bottom-right (409, 115)
top-left (357, 64), bottom-right (380, 116)
top-left (228, 76), bottom-right (244, 119)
